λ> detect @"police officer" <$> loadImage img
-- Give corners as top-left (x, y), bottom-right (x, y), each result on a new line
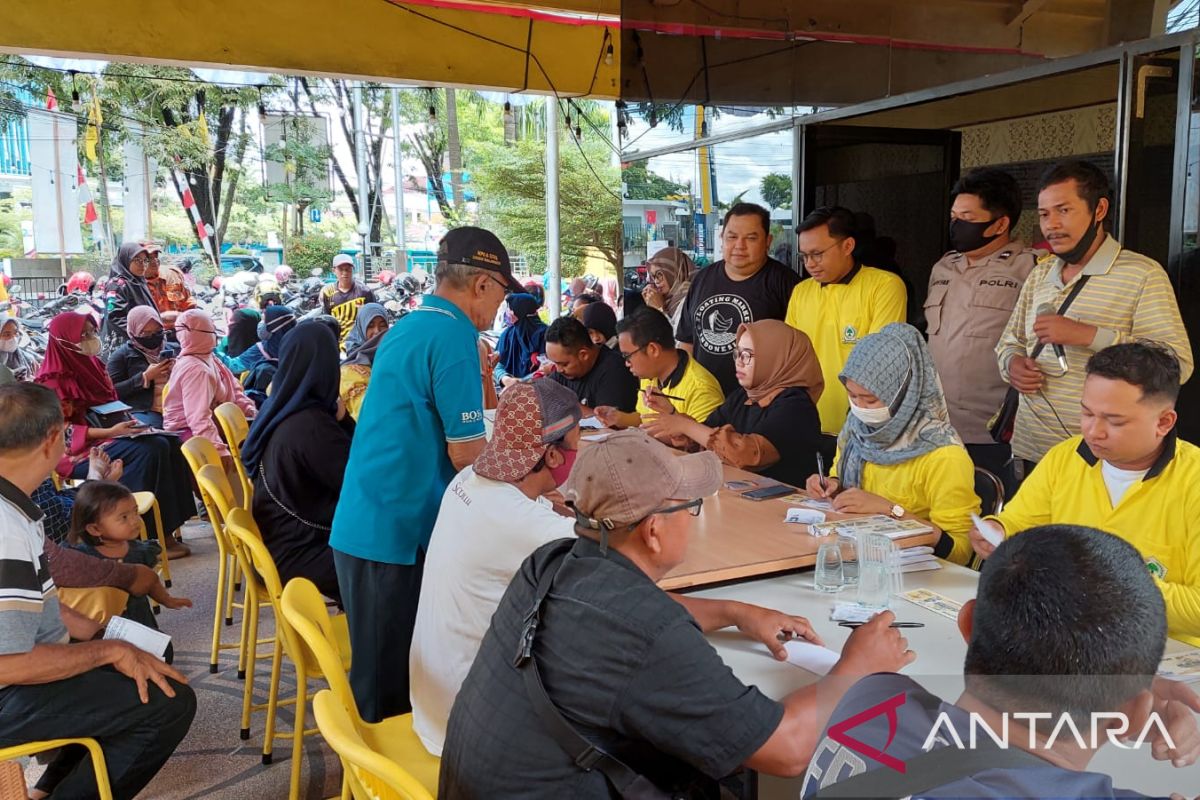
top-left (925, 168), bottom-right (1036, 491)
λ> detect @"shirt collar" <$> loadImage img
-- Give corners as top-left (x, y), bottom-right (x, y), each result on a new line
top-left (662, 350), bottom-right (689, 389)
top-left (1049, 234), bottom-right (1122, 284)
top-left (570, 534), bottom-right (654, 582)
top-left (1075, 429), bottom-right (1178, 481)
top-left (418, 294), bottom-right (473, 326)
top-left (834, 262), bottom-right (862, 286)
top-left (0, 475), bottom-right (44, 522)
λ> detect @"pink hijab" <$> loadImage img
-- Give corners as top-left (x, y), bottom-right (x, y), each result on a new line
top-left (176, 308), bottom-right (219, 356)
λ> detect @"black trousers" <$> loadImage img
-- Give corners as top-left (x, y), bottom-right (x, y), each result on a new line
top-left (964, 442), bottom-right (1018, 501)
top-left (0, 666), bottom-right (195, 799)
top-left (334, 548), bottom-right (425, 724)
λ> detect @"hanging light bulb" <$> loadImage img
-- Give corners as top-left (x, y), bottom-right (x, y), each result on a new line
top-left (574, 124), bottom-right (582, 140)
top-left (605, 42), bottom-right (614, 67)
top-left (503, 99), bottom-right (513, 122)
top-left (427, 89), bottom-right (437, 127)
top-left (649, 107), bottom-right (658, 128)
top-left (257, 86), bottom-right (266, 118)
top-left (69, 71), bottom-right (82, 113)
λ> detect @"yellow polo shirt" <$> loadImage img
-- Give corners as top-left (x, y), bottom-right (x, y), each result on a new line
top-left (635, 351), bottom-right (724, 423)
top-left (993, 433), bottom-right (1200, 646)
top-left (785, 265), bottom-right (907, 435)
top-left (831, 444), bottom-right (980, 566)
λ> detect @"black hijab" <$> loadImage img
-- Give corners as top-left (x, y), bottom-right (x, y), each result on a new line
top-left (241, 320), bottom-right (340, 474)
top-left (108, 242), bottom-right (155, 309)
top-left (225, 308), bottom-right (261, 358)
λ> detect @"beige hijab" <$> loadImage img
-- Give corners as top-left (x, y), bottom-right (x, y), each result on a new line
top-left (645, 247), bottom-right (696, 319)
top-left (737, 320), bottom-right (824, 407)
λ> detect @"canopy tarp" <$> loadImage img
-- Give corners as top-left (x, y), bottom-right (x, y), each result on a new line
top-left (0, 0), bottom-right (620, 97)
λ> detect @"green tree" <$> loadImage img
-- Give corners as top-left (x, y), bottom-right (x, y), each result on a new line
top-left (760, 173), bottom-right (792, 212)
top-left (474, 130), bottom-right (620, 276)
top-left (622, 162), bottom-right (689, 201)
top-left (287, 233), bottom-right (344, 272)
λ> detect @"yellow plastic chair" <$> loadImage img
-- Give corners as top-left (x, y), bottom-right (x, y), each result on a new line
top-left (213, 402), bottom-right (253, 510)
top-left (313, 691), bottom-right (434, 800)
top-left (195, 465), bottom-right (272, 689)
top-left (182, 436), bottom-right (244, 674)
top-left (281, 579), bottom-right (440, 798)
top-left (225, 510), bottom-right (352, 798)
top-left (131, 491), bottom-right (172, 614)
top-left (0, 738), bottom-right (113, 800)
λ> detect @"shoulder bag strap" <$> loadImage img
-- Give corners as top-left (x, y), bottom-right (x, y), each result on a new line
top-left (514, 543), bottom-right (668, 800)
top-left (1028, 274), bottom-right (1091, 360)
top-left (813, 742), bottom-right (1050, 799)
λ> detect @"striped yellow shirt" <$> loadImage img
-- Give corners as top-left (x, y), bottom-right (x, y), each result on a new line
top-left (995, 235), bottom-right (1193, 462)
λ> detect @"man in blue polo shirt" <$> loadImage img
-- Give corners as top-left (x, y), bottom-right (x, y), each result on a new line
top-left (331, 226), bottom-right (522, 722)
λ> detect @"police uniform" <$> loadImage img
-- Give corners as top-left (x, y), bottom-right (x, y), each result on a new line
top-left (925, 243), bottom-right (1036, 483)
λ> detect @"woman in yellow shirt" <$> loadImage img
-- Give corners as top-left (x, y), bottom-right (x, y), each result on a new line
top-left (805, 323), bottom-right (980, 565)
top-left (339, 303), bottom-right (389, 420)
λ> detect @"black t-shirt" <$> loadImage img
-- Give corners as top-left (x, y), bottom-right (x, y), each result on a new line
top-left (548, 344), bottom-right (640, 412)
top-left (802, 674), bottom-right (1147, 799)
top-left (675, 258), bottom-right (800, 394)
top-left (704, 386), bottom-right (821, 487)
top-left (439, 537), bottom-right (783, 799)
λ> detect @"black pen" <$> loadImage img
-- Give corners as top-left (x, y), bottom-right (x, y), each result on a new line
top-left (838, 622), bottom-right (925, 629)
top-left (816, 452), bottom-right (828, 492)
top-left (647, 387), bottom-right (686, 402)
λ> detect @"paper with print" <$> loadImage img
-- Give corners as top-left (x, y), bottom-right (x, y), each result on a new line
top-left (899, 588), bottom-right (962, 621)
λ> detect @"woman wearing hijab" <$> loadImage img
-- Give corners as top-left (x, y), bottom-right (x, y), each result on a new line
top-left (804, 322), bottom-right (981, 566)
top-left (339, 304), bottom-right (390, 421)
top-left (579, 301), bottom-right (618, 349)
top-left (644, 320), bottom-right (823, 487)
top-left (101, 242), bottom-right (157, 348)
top-left (0, 317), bottom-right (40, 381)
top-left (35, 312), bottom-right (195, 555)
top-left (641, 247), bottom-right (696, 332)
top-left (163, 309), bottom-right (257, 469)
top-left (493, 293), bottom-right (546, 385)
top-left (106, 305), bottom-right (179, 428)
top-left (221, 308), bottom-right (261, 360)
top-left (243, 322), bottom-right (352, 604)
top-left (241, 306), bottom-right (298, 407)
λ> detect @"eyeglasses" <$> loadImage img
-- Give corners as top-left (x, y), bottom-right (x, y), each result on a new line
top-left (653, 498), bottom-right (704, 517)
top-left (177, 325), bottom-right (217, 336)
top-left (734, 348), bottom-right (754, 366)
top-left (486, 274), bottom-right (510, 295)
top-left (799, 241), bottom-right (843, 265)
top-left (620, 344), bottom-right (648, 363)
top-left (649, 270), bottom-right (669, 284)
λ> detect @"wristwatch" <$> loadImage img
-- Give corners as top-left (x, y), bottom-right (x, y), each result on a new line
top-left (889, 504), bottom-right (905, 519)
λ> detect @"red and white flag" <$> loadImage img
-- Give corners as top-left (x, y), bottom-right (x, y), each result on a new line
top-left (77, 165), bottom-right (104, 246)
top-left (45, 88), bottom-right (58, 111)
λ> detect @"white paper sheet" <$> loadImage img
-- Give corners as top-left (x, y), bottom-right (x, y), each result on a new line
top-left (783, 640), bottom-right (840, 676)
top-left (579, 417), bottom-right (605, 430)
top-left (104, 616), bottom-right (172, 660)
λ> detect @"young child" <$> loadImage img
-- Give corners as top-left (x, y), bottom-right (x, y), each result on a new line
top-left (69, 480), bottom-right (172, 661)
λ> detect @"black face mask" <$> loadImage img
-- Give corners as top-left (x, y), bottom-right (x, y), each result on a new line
top-left (948, 218), bottom-right (1000, 254)
top-left (134, 331), bottom-right (164, 350)
top-left (1055, 214), bottom-right (1102, 265)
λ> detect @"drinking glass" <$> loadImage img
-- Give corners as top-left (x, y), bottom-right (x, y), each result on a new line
top-left (856, 533), bottom-right (901, 610)
top-left (814, 542), bottom-right (844, 593)
top-left (838, 533), bottom-right (859, 587)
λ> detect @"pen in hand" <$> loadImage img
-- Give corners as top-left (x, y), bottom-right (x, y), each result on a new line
top-left (838, 622), bottom-right (925, 629)
top-left (816, 452), bottom-right (828, 492)
top-left (647, 387), bottom-right (686, 403)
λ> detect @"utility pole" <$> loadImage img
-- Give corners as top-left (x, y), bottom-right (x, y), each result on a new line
top-left (545, 98), bottom-right (561, 320)
top-left (390, 87), bottom-right (408, 271)
top-left (352, 82), bottom-right (370, 271)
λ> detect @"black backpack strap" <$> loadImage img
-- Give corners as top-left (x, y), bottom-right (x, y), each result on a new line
top-left (1029, 274), bottom-right (1091, 360)
top-left (813, 743), bottom-right (1050, 799)
top-left (513, 542), bottom-right (667, 799)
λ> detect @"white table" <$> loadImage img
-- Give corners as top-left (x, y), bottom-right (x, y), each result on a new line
top-left (697, 562), bottom-right (1200, 799)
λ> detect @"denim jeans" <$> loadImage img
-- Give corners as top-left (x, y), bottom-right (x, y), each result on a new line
top-left (0, 665), bottom-right (196, 799)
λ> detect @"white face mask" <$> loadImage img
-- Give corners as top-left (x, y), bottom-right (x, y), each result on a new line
top-left (76, 337), bottom-right (102, 357)
top-left (0, 338), bottom-right (17, 353)
top-left (850, 401), bottom-right (892, 426)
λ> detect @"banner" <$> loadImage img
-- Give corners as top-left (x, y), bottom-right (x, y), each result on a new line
top-left (122, 123), bottom-right (157, 243)
top-left (27, 109), bottom-right (85, 255)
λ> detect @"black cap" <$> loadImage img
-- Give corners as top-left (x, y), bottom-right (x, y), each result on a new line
top-left (438, 227), bottom-right (522, 293)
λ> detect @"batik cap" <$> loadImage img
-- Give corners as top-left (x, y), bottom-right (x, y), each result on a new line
top-left (474, 380), bottom-right (582, 482)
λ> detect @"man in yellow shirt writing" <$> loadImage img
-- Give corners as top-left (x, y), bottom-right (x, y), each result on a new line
top-left (594, 307), bottom-right (723, 434)
top-left (971, 342), bottom-right (1200, 645)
